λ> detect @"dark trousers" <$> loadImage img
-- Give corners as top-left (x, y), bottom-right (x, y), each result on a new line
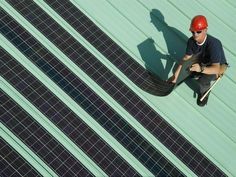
top-left (197, 74), bottom-right (217, 95)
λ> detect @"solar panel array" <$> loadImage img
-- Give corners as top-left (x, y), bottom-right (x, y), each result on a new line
top-left (0, 0), bottom-right (227, 176)
top-left (0, 88), bottom-right (93, 177)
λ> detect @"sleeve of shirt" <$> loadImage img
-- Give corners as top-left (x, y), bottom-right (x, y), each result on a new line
top-left (208, 39), bottom-right (223, 63)
top-left (185, 38), bottom-right (193, 55)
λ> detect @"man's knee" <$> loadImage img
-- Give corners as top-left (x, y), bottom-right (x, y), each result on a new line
top-left (197, 74), bottom-right (216, 93)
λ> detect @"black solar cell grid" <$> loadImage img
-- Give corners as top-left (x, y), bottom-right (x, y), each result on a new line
top-left (0, 9), bottom-right (184, 177)
top-left (0, 89), bottom-right (93, 177)
top-left (0, 138), bottom-right (42, 177)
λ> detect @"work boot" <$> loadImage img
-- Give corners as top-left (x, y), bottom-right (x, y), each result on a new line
top-left (197, 91), bottom-right (210, 107)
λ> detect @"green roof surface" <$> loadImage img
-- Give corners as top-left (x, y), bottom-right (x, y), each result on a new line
top-left (1, 0), bottom-right (236, 176)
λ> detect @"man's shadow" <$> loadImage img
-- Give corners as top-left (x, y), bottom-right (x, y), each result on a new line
top-left (138, 9), bottom-right (198, 95)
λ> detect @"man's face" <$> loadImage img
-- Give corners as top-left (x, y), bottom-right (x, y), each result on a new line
top-left (191, 29), bottom-right (207, 43)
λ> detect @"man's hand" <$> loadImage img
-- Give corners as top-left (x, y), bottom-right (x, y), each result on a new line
top-left (167, 75), bottom-right (176, 83)
top-left (190, 63), bottom-right (201, 72)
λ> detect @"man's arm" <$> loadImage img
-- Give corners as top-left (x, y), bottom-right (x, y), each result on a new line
top-left (190, 63), bottom-right (220, 75)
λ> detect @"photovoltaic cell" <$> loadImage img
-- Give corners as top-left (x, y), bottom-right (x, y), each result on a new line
top-left (0, 89), bottom-right (93, 177)
top-left (0, 49), bottom-right (139, 176)
top-left (0, 137), bottom-right (42, 177)
top-left (3, 0), bottom-right (226, 176)
top-left (0, 8), bottom-right (184, 177)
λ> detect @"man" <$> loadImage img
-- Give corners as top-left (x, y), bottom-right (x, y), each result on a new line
top-left (169, 15), bottom-right (227, 106)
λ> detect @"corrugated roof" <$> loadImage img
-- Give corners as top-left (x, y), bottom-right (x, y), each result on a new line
top-left (1, 0), bottom-right (236, 176)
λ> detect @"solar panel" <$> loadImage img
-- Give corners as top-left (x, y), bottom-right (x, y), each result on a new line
top-left (0, 89), bottom-right (93, 177)
top-left (0, 137), bottom-right (42, 177)
top-left (0, 8), bottom-right (184, 177)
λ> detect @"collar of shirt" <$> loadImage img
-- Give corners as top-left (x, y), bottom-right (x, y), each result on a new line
top-left (196, 35), bottom-right (207, 46)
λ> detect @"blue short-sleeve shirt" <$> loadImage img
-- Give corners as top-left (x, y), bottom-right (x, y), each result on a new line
top-left (186, 34), bottom-right (226, 64)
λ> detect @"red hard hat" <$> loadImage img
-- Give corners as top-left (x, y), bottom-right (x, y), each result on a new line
top-left (190, 15), bottom-right (208, 31)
